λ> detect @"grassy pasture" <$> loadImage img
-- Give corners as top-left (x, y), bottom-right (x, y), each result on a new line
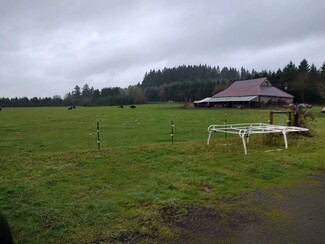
top-left (0, 104), bottom-right (324, 243)
top-left (0, 104), bottom-right (271, 155)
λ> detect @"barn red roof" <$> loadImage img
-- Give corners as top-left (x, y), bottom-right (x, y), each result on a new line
top-left (213, 77), bottom-right (293, 98)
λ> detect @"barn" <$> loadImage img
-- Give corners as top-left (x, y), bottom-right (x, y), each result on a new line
top-left (194, 77), bottom-right (293, 108)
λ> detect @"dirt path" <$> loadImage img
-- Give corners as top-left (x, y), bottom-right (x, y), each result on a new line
top-left (169, 175), bottom-right (325, 243)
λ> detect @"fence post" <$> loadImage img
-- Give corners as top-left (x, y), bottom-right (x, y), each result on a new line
top-left (269, 111), bottom-right (274, 124)
top-left (224, 113), bottom-right (227, 139)
top-left (170, 120), bottom-right (175, 143)
top-left (96, 117), bottom-right (100, 150)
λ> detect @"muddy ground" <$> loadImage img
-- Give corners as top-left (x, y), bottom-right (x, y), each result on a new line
top-left (108, 175), bottom-right (325, 243)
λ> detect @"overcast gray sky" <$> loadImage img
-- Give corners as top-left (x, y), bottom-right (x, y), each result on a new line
top-left (1, 0), bottom-right (325, 98)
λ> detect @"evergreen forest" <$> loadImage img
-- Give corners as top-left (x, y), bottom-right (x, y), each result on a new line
top-left (1, 59), bottom-right (325, 107)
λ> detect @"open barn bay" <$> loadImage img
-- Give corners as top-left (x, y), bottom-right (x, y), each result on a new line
top-left (1, 104), bottom-right (324, 243)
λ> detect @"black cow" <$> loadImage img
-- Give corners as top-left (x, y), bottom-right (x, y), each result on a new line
top-left (118, 105), bottom-right (124, 108)
top-left (130, 105), bottom-right (136, 109)
top-left (68, 106), bottom-right (76, 110)
top-left (0, 108), bottom-right (2, 111)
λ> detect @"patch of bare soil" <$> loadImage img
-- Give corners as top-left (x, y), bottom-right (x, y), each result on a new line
top-left (162, 203), bottom-right (259, 243)
top-left (103, 175), bottom-right (325, 243)
top-left (235, 175), bottom-right (325, 243)
top-left (168, 175), bottom-right (325, 243)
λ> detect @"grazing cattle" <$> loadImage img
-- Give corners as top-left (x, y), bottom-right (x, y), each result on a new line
top-left (68, 106), bottom-right (76, 110)
top-left (0, 108), bottom-right (2, 111)
top-left (130, 105), bottom-right (136, 109)
top-left (118, 105), bottom-right (124, 108)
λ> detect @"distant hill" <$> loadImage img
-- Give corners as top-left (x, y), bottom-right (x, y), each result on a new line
top-left (141, 64), bottom-right (240, 88)
top-left (140, 64), bottom-right (254, 102)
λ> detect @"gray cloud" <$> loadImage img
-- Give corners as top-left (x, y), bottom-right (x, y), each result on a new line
top-left (0, 0), bottom-right (325, 98)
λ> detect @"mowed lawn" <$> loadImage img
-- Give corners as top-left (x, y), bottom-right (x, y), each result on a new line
top-left (0, 104), bottom-right (324, 243)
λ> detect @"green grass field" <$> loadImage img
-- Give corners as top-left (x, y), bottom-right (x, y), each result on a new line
top-left (0, 104), bottom-right (324, 243)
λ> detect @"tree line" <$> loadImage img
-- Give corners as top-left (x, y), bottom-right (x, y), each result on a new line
top-left (0, 85), bottom-right (140, 107)
top-left (1, 59), bottom-right (325, 107)
top-left (141, 60), bottom-right (325, 103)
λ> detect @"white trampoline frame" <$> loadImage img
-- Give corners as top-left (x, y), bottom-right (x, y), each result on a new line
top-left (207, 123), bottom-right (309, 154)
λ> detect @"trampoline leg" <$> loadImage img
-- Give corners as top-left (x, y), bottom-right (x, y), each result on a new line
top-left (207, 131), bottom-right (212, 145)
top-left (242, 136), bottom-right (247, 154)
top-left (283, 131), bottom-right (288, 149)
